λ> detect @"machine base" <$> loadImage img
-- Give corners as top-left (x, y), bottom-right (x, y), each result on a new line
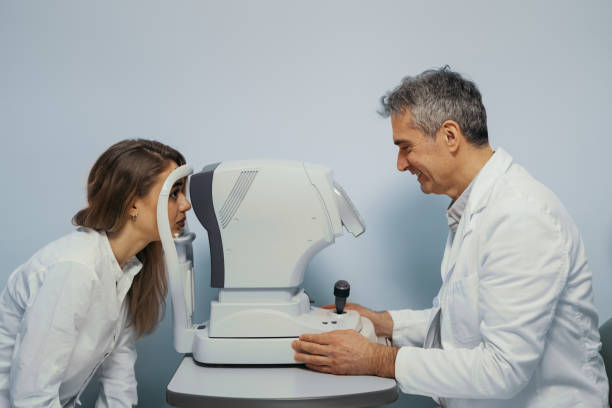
top-left (192, 317), bottom-right (378, 365)
top-left (192, 325), bottom-right (297, 364)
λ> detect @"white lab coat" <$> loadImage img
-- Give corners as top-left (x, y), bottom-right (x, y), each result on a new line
top-left (0, 227), bottom-right (141, 407)
top-left (389, 148), bottom-right (609, 407)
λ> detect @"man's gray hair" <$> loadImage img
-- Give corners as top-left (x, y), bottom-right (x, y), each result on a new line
top-left (380, 66), bottom-right (488, 146)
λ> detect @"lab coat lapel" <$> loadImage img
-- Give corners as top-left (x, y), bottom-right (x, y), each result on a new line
top-left (440, 233), bottom-right (453, 282)
top-left (441, 213), bottom-right (471, 282)
top-left (440, 148), bottom-right (514, 283)
top-left (465, 148), bottom-right (514, 217)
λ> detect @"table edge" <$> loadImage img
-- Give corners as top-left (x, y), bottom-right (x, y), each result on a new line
top-left (167, 385), bottom-right (398, 408)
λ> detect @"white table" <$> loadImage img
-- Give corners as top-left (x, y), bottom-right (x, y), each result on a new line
top-left (166, 356), bottom-right (398, 407)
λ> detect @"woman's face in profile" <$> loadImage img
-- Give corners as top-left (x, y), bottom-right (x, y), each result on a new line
top-left (133, 162), bottom-right (192, 242)
top-left (166, 172), bottom-right (191, 238)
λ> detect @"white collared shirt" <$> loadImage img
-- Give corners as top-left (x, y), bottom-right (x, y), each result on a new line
top-left (446, 176), bottom-right (476, 236)
top-left (0, 227), bottom-right (142, 407)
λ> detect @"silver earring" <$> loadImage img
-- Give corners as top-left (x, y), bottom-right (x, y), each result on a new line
top-left (130, 214), bottom-right (137, 222)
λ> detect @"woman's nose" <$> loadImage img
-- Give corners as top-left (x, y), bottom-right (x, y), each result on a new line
top-left (180, 195), bottom-right (192, 211)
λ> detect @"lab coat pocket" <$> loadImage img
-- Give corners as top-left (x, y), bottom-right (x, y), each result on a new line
top-left (448, 274), bottom-right (481, 346)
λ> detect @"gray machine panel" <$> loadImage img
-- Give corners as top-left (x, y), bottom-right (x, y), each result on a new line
top-left (190, 163), bottom-right (224, 288)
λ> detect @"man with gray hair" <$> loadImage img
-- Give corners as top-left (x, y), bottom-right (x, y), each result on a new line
top-left (292, 67), bottom-right (608, 407)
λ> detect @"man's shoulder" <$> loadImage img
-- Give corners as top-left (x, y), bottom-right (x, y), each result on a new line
top-left (489, 163), bottom-right (563, 214)
top-left (480, 163), bottom-right (578, 239)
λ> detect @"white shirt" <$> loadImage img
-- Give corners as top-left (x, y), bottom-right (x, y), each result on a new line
top-left (0, 227), bottom-right (142, 407)
top-left (388, 148), bottom-right (609, 407)
top-left (446, 175), bottom-right (475, 238)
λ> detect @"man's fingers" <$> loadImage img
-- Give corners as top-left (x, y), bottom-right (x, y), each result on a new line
top-left (321, 304), bottom-right (335, 309)
top-left (292, 340), bottom-right (330, 356)
top-left (298, 330), bottom-right (355, 347)
top-left (293, 352), bottom-right (332, 366)
top-left (299, 332), bottom-right (333, 344)
top-left (306, 363), bottom-right (334, 374)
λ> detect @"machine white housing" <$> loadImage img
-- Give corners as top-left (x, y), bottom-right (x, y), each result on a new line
top-left (157, 160), bottom-right (369, 364)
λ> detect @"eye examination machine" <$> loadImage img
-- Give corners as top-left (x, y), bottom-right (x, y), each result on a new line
top-left (157, 160), bottom-right (374, 364)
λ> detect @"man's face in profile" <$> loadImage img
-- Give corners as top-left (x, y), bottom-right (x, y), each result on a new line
top-left (391, 110), bottom-right (451, 196)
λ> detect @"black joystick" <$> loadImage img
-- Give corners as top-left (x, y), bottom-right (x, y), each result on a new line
top-left (334, 280), bottom-right (350, 314)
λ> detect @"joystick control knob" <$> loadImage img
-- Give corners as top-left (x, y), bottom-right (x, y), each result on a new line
top-left (334, 280), bottom-right (350, 314)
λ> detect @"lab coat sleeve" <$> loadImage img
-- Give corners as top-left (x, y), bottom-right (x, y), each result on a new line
top-left (388, 308), bottom-right (431, 347)
top-left (394, 199), bottom-right (568, 399)
top-left (10, 261), bottom-right (96, 407)
top-left (95, 315), bottom-right (138, 407)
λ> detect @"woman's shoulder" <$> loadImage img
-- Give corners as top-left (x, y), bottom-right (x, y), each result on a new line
top-left (5, 228), bottom-right (104, 309)
top-left (33, 227), bottom-right (106, 268)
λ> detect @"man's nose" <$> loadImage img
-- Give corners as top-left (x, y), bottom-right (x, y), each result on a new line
top-left (397, 153), bottom-right (409, 172)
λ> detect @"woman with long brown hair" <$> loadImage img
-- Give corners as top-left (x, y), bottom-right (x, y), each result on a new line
top-left (0, 139), bottom-right (191, 407)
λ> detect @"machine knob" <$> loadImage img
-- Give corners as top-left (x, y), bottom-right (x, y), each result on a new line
top-left (334, 280), bottom-right (350, 314)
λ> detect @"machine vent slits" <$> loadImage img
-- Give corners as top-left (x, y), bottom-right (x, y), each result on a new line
top-left (218, 170), bottom-right (258, 228)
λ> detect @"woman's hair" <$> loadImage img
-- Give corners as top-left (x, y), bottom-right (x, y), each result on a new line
top-left (73, 139), bottom-right (186, 337)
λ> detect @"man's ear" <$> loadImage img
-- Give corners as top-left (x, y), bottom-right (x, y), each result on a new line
top-left (440, 120), bottom-right (462, 154)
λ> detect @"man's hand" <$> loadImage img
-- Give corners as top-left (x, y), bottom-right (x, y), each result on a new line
top-left (291, 329), bottom-right (398, 378)
top-left (321, 303), bottom-right (394, 338)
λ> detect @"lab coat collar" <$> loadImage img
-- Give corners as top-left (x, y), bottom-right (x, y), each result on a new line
top-left (440, 148), bottom-right (513, 282)
top-left (446, 177), bottom-right (475, 234)
top-left (464, 147), bottom-right (513, 217)
top-left (122, 256), bottom-right (143, 279)
top-left (100, 231), bottom-right (143, 283)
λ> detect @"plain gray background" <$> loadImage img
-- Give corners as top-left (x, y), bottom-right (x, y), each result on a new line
top-left (1, 1), bottom-right (610, 407)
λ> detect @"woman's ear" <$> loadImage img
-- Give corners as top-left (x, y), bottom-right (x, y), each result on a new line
top-left (128, 204), bottom-right (138, 220)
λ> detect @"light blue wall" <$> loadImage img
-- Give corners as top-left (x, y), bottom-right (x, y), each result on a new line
top-left (1, 1), bottom-right (610, 407)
